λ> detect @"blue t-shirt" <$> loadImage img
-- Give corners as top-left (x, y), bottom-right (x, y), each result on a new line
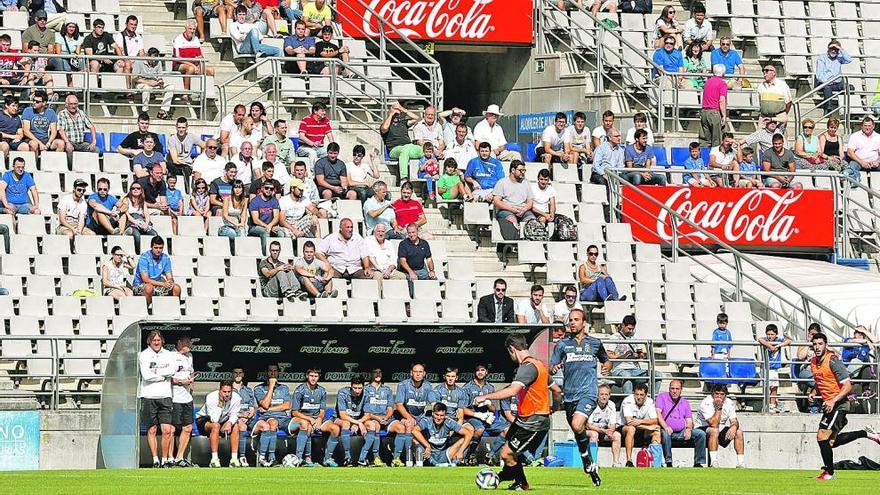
top-left (710, 48), bottom-right (743, 75)
top-left (738, 160), bottom-right (759, 177)
top-left (133, 251), bottom-right (172, 286)
top-left (335, 386), bottom-right (365, 420)
top-left (248, 194), bottom-right (280, 226)
top-left (132, 151), bottom-right (165, 171)
top-left (395, 378), bottom-right (433, 418)
top-left (291, 383), bottom-right (327, 418)
top-left (253, 382), bottom-right (291, 421)
top-left (624, 143), bottom-right (655, 167)
top-left (683, 157), bottom-right (706, 183)
top-left (397, 238), bottom-right (432, 271)
top-left (842, 337), bottom-right (872, 363)
top-left (652, 48), bottom-right (684, 77)
top-left (86, 192), bottom-right (118, 227)
top-left (165, 188), bottom-right (184, 211)
top-left (550, 336), bottom-right (609, 403)
top-left (765, 336), bottom-right (784, 369)
top-left (462, 381), bottom-right (495, 413)
top-left (236, 385), bottom-right (255, 415)
top-left (284, 35), bottom-right (316, 51)
top-left (464, 156), bottom-right (504, 190)
top-left (711, 328), bottom-right (732, 355)
top-left (21, 107), bottom-right (57, 143)
top-left (416, 416), bottom-right (462, 449)
top-left (0, 112), bottom-right (22, 139)
top-left (431, 384), bottom-right (469, 418)
top-left (363, 383), bottom-right (394, 415)
top-left (1, 170), bottom-right (35, 205)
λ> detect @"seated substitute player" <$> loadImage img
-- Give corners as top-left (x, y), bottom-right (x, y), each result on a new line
top-left (252, 363), bottom-right (292, 466)
top-left (291, 369), bottom-right (340, 467)
top-left (432, 367), bottom-right (470, 428)
top-left (360, 368), bottom-right (395, 466)
top-left (170, 337), bottom-right (196, 468)
top-left (412, 402), bottom-right (475, 466)
top-left (138, 330), bottom-right (175, 468)
top-left (618, 382), bottom-right (661, 467)
top-left (463, 364), bottom-right (507, 466)
top-left (333, 376), bottom-right (368, 466)
top-left (195, 380), bottom-right (242, 467)
top-left (586, 384), bottom-right (621, 467)
top-left (694, 384), bottom-right (745, 468)
top-left (389, 362), bottom-right (433, 466)
top-left (231, 367), bottom-right (255, 467)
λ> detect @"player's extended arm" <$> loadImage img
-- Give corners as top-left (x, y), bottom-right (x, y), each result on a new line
top-left (476, 383), bottom-right (522, 403)
top-left (411, 427), bottom-right (431, 457)
top-left (266, 400), bottom-right (290, 412)
top-left (292, 409), bottom-right (315, 422)
top-left (258, 383), bottom-right (275, 410)
top-left (550, 381), bottom-right (563, 405)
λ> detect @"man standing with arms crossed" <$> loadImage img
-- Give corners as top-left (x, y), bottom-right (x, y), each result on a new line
top-left (138, 330), bottom-right (175, 468)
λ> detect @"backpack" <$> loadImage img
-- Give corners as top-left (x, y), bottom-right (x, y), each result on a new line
top-left (552, 214), bottom-right (578, 241)
top-left (522, 218), bottom-right (549, 241)
top-left (636, 447), bottom-right (653, 468)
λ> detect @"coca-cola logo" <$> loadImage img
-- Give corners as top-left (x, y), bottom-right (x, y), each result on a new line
top-left (362, 0), bottom-right (495, 39)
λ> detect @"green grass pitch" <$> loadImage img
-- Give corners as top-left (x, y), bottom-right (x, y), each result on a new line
top-left (0, 467), bottom-right (876, 494)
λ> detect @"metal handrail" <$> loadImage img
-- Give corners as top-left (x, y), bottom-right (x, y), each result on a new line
top-left (792, 74), bottom-right (849, 132)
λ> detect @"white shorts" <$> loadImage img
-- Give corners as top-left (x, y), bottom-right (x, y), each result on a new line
top-left (768, 369), bottom-right (779, 389)
top-left (472, 188), bottom-right (494, 200)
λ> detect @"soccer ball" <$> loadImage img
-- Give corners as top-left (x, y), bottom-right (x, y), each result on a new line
top-left (475, 468), bottom-right (500, 490)
top-left (423, 159), bottom-right (440, 177)
top-left (281, 454), bottom-right (300, 467)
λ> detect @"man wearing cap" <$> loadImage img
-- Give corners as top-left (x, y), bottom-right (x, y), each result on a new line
top-left (278, 177), bottom-right (319, 238)
top-left (815, 40), bottom-right (852, 112)
top-left (756, 64), bottom-right (792, 126)
top-left (56, 179), bottom-right (95, 239)
top-left (473, 104), bottom-right (522, 161)
top-left (22, 11), bottom-right (55, 53)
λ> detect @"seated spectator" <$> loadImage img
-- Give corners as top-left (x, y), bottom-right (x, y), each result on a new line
top-left (22, 90), bottom-right (63, 154)
top-left (261, 144), bottom-right (291, 189)
top-left (218, 179), bottom-right (249, 239)
top-left (132, 136), bottom-right (167, 178)
top-left (578, 244), bottom-right (623, 302)
top-left (315, 142), bottom-right (357, 200)
top-left (167, 117), bottom-right (204, 186)
top-left (392, 182), bottom-right (431, 238)
top-left (815, 40), bottom-right (852, 113)
top-left (52, 21), bottom-right (82, 82)
top-left (233, 141), bottom-right (259, 186)
top-left (592, 110), bottom-right (616, 149)
top-left (618, 383), bottom-right (661, 467)
top-left (347, 145), bottom-right (379, 201)
top-left (683, 3), bottom-right (712, 52)
top-left (682, 42), bottom-right (708, 90)
top-left (536, 112), bottom-right (568, 165)
top-left (119, 182), bottom-right (157, 252)
top-left (173, 20), bottom-right (216, 93)
top-left (218, 104), bottom-right (246, 156)
top-left (133, 47), bottom-right (174, 121)
top-left (101, 245), bottom-right (135, 299)
top-left (314, 26), bottom-right (350, 77)
top-left (291, 161), bottom-right (327, 217)
top-left (295, 240), bottom-right (337, 298)
top-left (364, 223), bottom-right (407, 289)
top-left (589, 0), bottom-right (617, 14)
top-left (844, 116), bottom-right (880, 184)
top-left (208, 162), bottom-right (238, 215)
top-left (439, 107), bottom-right (472, 147)
top-left (464, 142), bottom-right (504, 202)
top-left (652, 5), bottom-right (682, 49)
top-left (56, 179), bottom-right (94, 239)
top-left (249, 101), bottom-right (270, 144)
top-left (413, 105), bottom-right (445, 157)
top-left (710, 37), bottom-right (746, 89)
top-left (818, 117), bottom-right (844, 171)
top-left (230, 6), bottom-right (281, 58)
top-left (114, 15), bottom-right (144, 75)
top-left (553, 285), bottom-right (579, 324)
top-left (515, 284), bottom-right (551, 324)
top-left (757, 64), bottom-right (792, 126)
top-left (82, 18), bottom-right (119, 74)
top-left (229, 117), bottom-right (261, 159)
top-left (607, 315), bottom-right (659, 394)
top-left (0, 96), bottom-right (29, 153)
top-left (22, 10), bottom-right (55, 53)
top-left (417, 142), bottom-right (440, 200)
top-left (0, 156), bottom-right (40, 214)
top-left (709, 133), bottom-right (737, 187)
top-left (278, 178), bottom-right (319, 238)
top-left (493, 160), bottom-right (534, 229)
top-left (22, 40), bottom-right (55, 101)
top-left (841, 325), bottom-right (876, 398)
top-left (283, 21), bottom-right (316, 74)
top-left (586, 385), bottom-right (621, 467)
top-left (683, 142), bottom-right (712, 187)
top-left (58, 95), bottom-right (97, 152)
top-left (591, 127), bottom-right (624, 186)
top-left (531, 168), bottom-right (556, 226)
top-left (165, 175), bottom-right (184, 234)
top-left (564, 111), bottom-right (592, 165)
top-left (437, 158), bottom-right (472, 202)
top-left (652, 36), bottom-right (686, 85)
top-left (794, 118), bottom-right (824, 171)
top-left (364, 181), bottom-right (404, 239)
top-left (136, 163), bottom-right (169, 216)
top-left (259, 240), bottom-right (301, 301)
top-left (381, 102), bottom-right (423, 180)
top-left (757, 323), bottom-right (791, 413)
top-left (762, 134), bottom-right (802, 190)
top-left (117, 112), bottom-right (165, 158)
top-left (447, 123), bottom-right (478, 169)
top-left (87, 177), bottom-right (120, 234)
top-left (739, 119), bottom-right (782, 155)
top-left (734, 146), bottom-right (761, 188)
top-left (248, 179), bottom-right (284, 254)
top-left (186, 178), bottom-right (211, 226)
top-left (397, 223), bottom-right (436, 284)
top-left (624, 112), bottom-right (656, 146)
top-left (249, 161), bottom-right (283, 199)
top-left (476, 278), bottom-right (515, 323)
top-left (655, 379), bottom-right (706, 468)
top-left (302, 0), bottom-right (332, 35)
top-left (472, 104), bottom-right (521, 161)
top-left (624, 129), bottom-right (666, 185)
top-left (297, 102), bottom-right (334, 164)
top-left (316, 217), bottom-right (373, 280)
top-left (0, 34), bottom-right (26, 88)
top-left (694, 384), bottom-right (745, 468)
top-left (192, 138), bottom-right (227, 184)
top-left (133, 235), bottom-right (182, 304)
top-left (263, 120), bottom-right (295, 172)
top-left (709, 312), bottom-right (731, 359)
top-left (192, 0), bottom-right (231, 41)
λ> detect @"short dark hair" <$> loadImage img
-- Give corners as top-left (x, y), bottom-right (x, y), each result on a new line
top-left (537, 168), bottom-right (551, 179)
top-left (722, 132), bottom-right (734, 140)
top-left (634, 383), bottom-right (649, 394)
top-left (27, 40), bottom-right (40, 49)
top-left (634, 129), bottom-right (648, 140)
top-left (811, 332), bottom-right (828, 344)
top-left (689, 141), bottom-right (700, 150)
top-left (505, 333), bottom-right (529, 351)
top-left (219, 379), bottom-right (234, 388)
top-left (312, 101), bottom-right (326, 112)
top-left (224, 161), bottom-right (238, 171)
top-left (432, 402), bottom-right (448, 413)
top-left (176, 116), bottom-right (188, 125)
top-left (574, 111), bottom-right (586, 121)
top-left (235, 5), bottom-right (247, 14)
top-left (351, 375), bottom-right (364, 385)
top-left (509, 159), bottom-right (523, 173)
top-left (269, 240), bottom-right (281, 249)
top-left (563, 285), bottom-right (577, 294)
top-left (352, 144), bottom-right (366, 156)
top-left (692, 2), bottom-right (706, 14)
top-left (712, 384), bottom-right (728, 395)
top-left (261, 161), bottom-right (274, 171)
top-left (92, 18), bottom-right (105, 28)
top-left (808, 322), bottom-right (821, 332)
top-left (444, 157), bottom-right (458, 169)
top-left (741, 146), bottom-right (754, 156)
top-left (150, 235), bottom-right (164, 247)
top-left (493, 278), bottom-right (506, 288)
top-left (126, 14), bottom-right (138, 23)
top-left (717, 312), bottom-right (728, 322)
top-left (34, 89), bottom-right (48, 102)
top-left (765, 323), bottom-right (778, 333)
top-left (772, 133), bottom-right (785, 143)
top-left (320, 25), bottom-right (333, 34)
top-left (294, 160), bottom-right (307, 169)
top-left (555, 112), bottom-right (567, 122)
top-left (295, 20), bottom-right (306, 28)
top-left (2, 95), bottom-right (15, 108)
top-left (274, 119), bottom-right (286, 128)
top-left (97, 177), bottom-right (110, 187)
top-left (633, 112), bottom-right (647, 123)
top-left (302, 240), bottom-right (315, 251)
top-left (327, 142), bottom-right (340, 153)
top-left (622, 314), bottom-right (636, 326)
top-left (12, 157), bottom-right (24, 166)
top-left (478, 141), bottom-right (491, 150)
top-left (602, 110), bottom-right (615, 119)
top-left (530, 284), bottom-right (544, 294)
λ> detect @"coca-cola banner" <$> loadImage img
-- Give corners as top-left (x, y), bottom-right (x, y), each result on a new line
top-left (621, 186), bottom-right (835, 249)
top-left (337, 0), bottom-right (535, 45)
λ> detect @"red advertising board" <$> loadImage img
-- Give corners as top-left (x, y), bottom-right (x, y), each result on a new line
top-left (621, 186), bottom-right (834, 249)
top-left (337, 0), bottom-right (535, 45)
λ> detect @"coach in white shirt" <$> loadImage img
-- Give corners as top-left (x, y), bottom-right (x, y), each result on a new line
top-left (138, 329), bottom-right (176, 468)
top-left (694, 384), bottom-right (746, 468)
top-left (196, 380), bottom-right (243, 467)
top-left (618, 383), bottom-right (660, 466)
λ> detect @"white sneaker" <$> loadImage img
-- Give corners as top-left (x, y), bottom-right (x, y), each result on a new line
top-left (209, 458), bottom-right (221, 468)
top-left (259, 456), bottom-right (273, 467)
top-left (239, 457), bottom-right (249, 467)
top-left (405, 461), bottom-right (414, 467)
top-left (736, 462), bottom-right (746, 469)
top-left (229, 457), bottom-right (241, 467)
top-left (865, 425), bottom-right (880, 444)
top-left (415, 460), bottom-right (423, 467)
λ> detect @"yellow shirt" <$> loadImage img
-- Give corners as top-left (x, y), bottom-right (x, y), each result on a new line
top-left (302, 3), bottom-right (332, 25)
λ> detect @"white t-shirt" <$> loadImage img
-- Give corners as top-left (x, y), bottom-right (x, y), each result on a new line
top-left (540, 125), bottom-right (565, 152)
top-left (694, 396), bottom-right (737, 428)
top-left (473, 119), bottom-right (508, 151)
top-left (102, 259), bottom-right (130, 289)
top-left (279, 193), bottom-right (310, 222)
top-left (709, 145), bottom-right (736, 168)
top-left (564, 125), bottom-right (592, 149)
top-left (346, 161), bottom-right (374, 184)
top-left (683, 18), bottom-right (713, 42)
top-left (269, 161), bottom-right (292, 192)
top-left (138, 347), bottom-right (174, 399)
top-left (218, 113), bottom-right (240, 139)
top-left (412, 120), bottom-right (444, 148)
top-left (588, 401), bottom-right (618, 429)
top-left (554, 299), bottom-right (577, 323)
top-left (197, 390), bottom-right (242, 424)
top-left (229, 131), bottom-right (261, 157)
top-left (58, 194), bottom-right (87, 226)
top-left (193, 153), bottom-right (227, 184)
top-left (515, 298), bottom-right (544, 324)
top-left (625, 127), bottom-right (656, 146)
top-left (233, 157), bottom-right (258, 185)
top-left (592, 126), bottom-right (608, 144)
top-left (447, 139), bottom-right (478, 169)
top-left (170, 352), bottom-right (194, 404)
top-left (364, 234), bottom-right (397, 271)
top-left (618, 394), bottom-right (658, 424)
top-left (531, 183), bottom-right (556, 214)
top-left (114, 31), bottom-right (144, 57)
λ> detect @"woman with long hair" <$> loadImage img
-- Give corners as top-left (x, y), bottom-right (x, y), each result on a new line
top-left (53, 21), bottom-right (82, 85)
top-left (101, 245), bottom-right (135, 299)
top-left (653, 5), bottom-right (683, 48)
top-left (218, 179), bottom-right (249, 239)
top-left (186, 178), bottom-right (211, 228)
top-left (118, 182), bottom-right (157, 252)
top-left (818, 117), bottom-right (844, 170)
top-left (683, 41), bottom-right (707, 90)
top-left (578, 244), bottom-right (625, 302)
top-left (249, 101), bottom-right (271, 146)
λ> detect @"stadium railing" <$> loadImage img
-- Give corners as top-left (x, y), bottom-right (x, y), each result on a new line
top-left (838, 175), bottom-right (880, 259)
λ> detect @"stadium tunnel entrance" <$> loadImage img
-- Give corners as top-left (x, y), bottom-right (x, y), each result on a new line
top-left (432, 46), bottom-right (531, 115)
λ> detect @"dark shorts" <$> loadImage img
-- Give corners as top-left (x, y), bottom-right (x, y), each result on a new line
top-left (172, 401), bottom-right (194, 426)
top-left (506, 421), bottom-right (549, 456)
top-left (318, 186), bottom-right (349, 199)
top-left (819, 403), bottom-right (850, 435)
top-left (141, 397), bottom-right (173, 427)
top-left (2, 138), bottom-right (25, 149)
top-left (195, 415), bottom-right (212, 433)
top-left (564, 397), bottom-right (597, 423)
top-left (698, 425), bottom-right (735, 447)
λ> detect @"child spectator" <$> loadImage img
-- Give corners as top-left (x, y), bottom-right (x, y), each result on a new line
top-left (757, 323), bottom-right (790, 413)
top-left (186, 178), bottom-right (211, 227)
top-left (734, 146), bottom-right (761, 188)
top-left (710, 312), bottom-right (732, 359)
top-left (683, 142), bottom-right (712, 187)
top-left (417, 142), bottom-right (440, 201)
top-left (437, 158), bottom-right (471, 201)
top-left (165, 175), bottom-right (185, 235)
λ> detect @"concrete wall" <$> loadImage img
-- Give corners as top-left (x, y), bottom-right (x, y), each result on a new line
top-left (39, 410), bottom-right (101, 470)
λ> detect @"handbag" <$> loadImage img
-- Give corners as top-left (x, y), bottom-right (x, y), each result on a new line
top-left (63, 36), bottom-right (82, 71)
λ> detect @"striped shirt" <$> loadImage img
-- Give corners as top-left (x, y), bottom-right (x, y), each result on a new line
top-left (298, 114), bottom-right (332, 147)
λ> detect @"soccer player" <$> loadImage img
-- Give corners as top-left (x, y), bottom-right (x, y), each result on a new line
top-left (586, 384), bottom-right (621, 466)
top-left (550, 308), bottom-right (610, 486)
top-left (232, 367), bottom-right (255, 467)
top-left (292, 369), bottom-right (341, 467)
top-left (138, 330), bottom-right (175, 468)
top-left (811, 332), bottom-right (880, 480)
top-left (195, 380), bottom-right (242, 467)
top-left (361, 368), bottom-right (394, 466)
top-left (431, 368), bottom-right (473, 463)
top-left (252, 363), bottom-right (292, 466)
top-left (389, 363), bottom-right (433, 466)
top-left (475, 334), bottom-right (561, 491)
top-left (463, 364), bottom-right (507, 465)
top-left (170, 337), bottom-right (195, 467)
top-left (412, 402), bottom-right (474, 466)
top-left (334, 376), bottom-right (368, 466)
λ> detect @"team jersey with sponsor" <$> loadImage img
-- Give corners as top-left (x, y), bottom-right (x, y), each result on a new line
top-left (253, 382), bottom-right (291, 421)
top-left (431, 384), bottom-right (469, 419)
top-left (550, 335), bottom-right (610, 403)
top-left (588, 401), bottom-right (618, 429)
top-left (170, 352), bottom-right (194, 404)
top-left (395, 379), bottom-right (433, 418)
top-left (363, 383), bottom-right (394, 416)
top-left (463, 381), bottom-right (496, 413)
top-left (336, 386), bottom-right (365, 420)
top-left (292, 383), bottom-right (327, 418)
top-left (811, 353), bottom-right (851, 402)
top-left (417, 416), bottom-right (463, 449)
top-left (234, 385), bottom-right (255, 416)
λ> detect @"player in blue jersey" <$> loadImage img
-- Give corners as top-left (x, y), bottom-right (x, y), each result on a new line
top-left (333, 376), bottom-right (368, 466)
top-left (291, 369), bottom-right (341, 467)
top-left (231, 367), bottom-right (255, 467)
top-left (389, 362), bottom-right (433, 466)
top-left (412, 402), bottom-right (475, 466)
top-left (463, 364), bottom-right (508, 466)
top-left (550, 308), bottom-right (610, 486)
top-left (361, 368), bottom-right (394, 466)
top-left (432, 367), bottom-right (470, 426)
top-left (252, 363), bottom-right (293, 466)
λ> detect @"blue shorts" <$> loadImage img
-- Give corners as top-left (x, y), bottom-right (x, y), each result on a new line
top-left (466, 416), bottom-right (509, 435)
top-left (258, 415), bottom-right (299, 434)
top-left (564, 397), bottom-right (597, 421)
top-left (428, 446), bottom-right (453, 466)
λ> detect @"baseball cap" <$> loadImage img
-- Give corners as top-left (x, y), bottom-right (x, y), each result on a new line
top-left (290, 178), bottom-right (305, 190)
top-left (35, 10), bottom-right (47, 19)
top-left (73, 179), bottom-right (88, 189)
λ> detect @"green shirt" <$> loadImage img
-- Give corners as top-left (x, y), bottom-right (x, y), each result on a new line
top-left (437, 173), bottom-right (461, 199)
top-left (261, 134), bottom-right (295, 167)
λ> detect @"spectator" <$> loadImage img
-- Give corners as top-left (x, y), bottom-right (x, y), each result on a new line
top-left (302, 0), bottom-right (332, 35)
top-left (207, 162), bottom-right (237, 215)
top-left (114, 15), bottom-right (144, 75)
top-left (232, 141), bottom-right (259, 186)
top-left (794, 118), bottom-right (824, 170)
top-left (21, 10), bottom-right (54, 53)
top-left (397, 223), bottom-right (436, 283)
top-left (192, 138), bottom-right (227, 184)
top-left (260, 144), bottom-right (291, 190)
top-left (297, 102), bottom-right (334, 164)
top-left (22, 90), bottom-right (63, 154)
top-left (283, 20), bottom-right (315, 74)
top-left (553, 285), bottom-right (579, 324)
top-left (248, 101), bottom-right (270, 145)
top-left (762, 133), bottom-right (803, 190)
top-left (624, 129), bottom-right (666, 185)
top-left (652, 5), bottom-right (682, 49)
top-left (591, 110), bottom-right (616, 149)
top-left (537, 112), bottom-right (568, 165)
top-left (464, 142), bottom-right (505, 202)
top-left (218, 104), bottom-right (246, 156)
top-left (119, 182), bottom-right (157, 251)
top-left (683, 42), bottom-right (707, 90)
top-left (278, 178), bottom-right (319, 238)
top-left (365, 223), bottom-right (407, 289)
top-left (295, 240), bottom-right (336, 298)
top-left (230, 6), bottom-right (281, 58)
top-left (133, 235), bottom-right (181, 305)
top-left (57, 94), bottom-right (97, 152)
top-left (710, 37), bottom-right (746, 89)
top-left (0, 96), bottom-right (29, 153)
top-left (472, 104), bottom-right (521, 161)
top-left (101, 245), bottom-right (135, 299)
top-left (530, 168), bottom-right (556, 226)
top-left (476, 278), bottom-right (515, 323)
top-left (132, 135), bottom-right (166, 178)
top-left (515, 284), bottom-right (551, 324)
top-left (842, 325), bottom-right (876, 398)
top-left (314, 26), bottom-right (350, 77)
top-left (815, 40), bottom-right (852, 112)
top-left (738, 119), bottom-right (780, 154)
top-left (56, 179), bottom-right (94, 239)
top-left (347, 145), bottom-right (378, 201)
top-left (392, 181), bottom-right (430, 238)
top-left (757, 323), bottom-right (791, 413)
top-left (137, 163), bottom-right (169, 216)
top-left (87, 177), bottom-right (120, 234)
top-left (591, 127), bottom-right (624, 186)
top-left (416, 142), bottom-right (440, 200)
top-left (618, 383), bottom-right (661, 467)
top-left (52, 21), bottom-right (82, 82)
top-left (22, 40), bottom-right (55, 101)
top-left (652, 36), bottom-right (686, 85)
top-left (364, 180), bottom-right (404, 239)
top-left (259, 240), bottom-right (301, 300)
top-left (186, 178), bottom-right (211, 221)
top-left (218, 179), bottom-right (249, 239)
top-left (132, 47), bottom-right (174, 121)
top-left (710, 312), bottom-right (731, 359)
top-left (624, 113), bottom-right (656, 147)
top-left (249, 161), bottom-right (283, 199)
top-left (248, 179), bottom-right (283, 253)
top-left (618, 0), bottom-right (653, 13)
top-left (709, 132), bottom-right (736, 187)
top-left (589, 0), bottom-right (617, 14)
top-left (656, 379), bottom-right (706, 468)
top-left (734, 146), bottom-right (761, 188)
top-left (683, 3), bottom-right (712, 52)
top-left (381, 102), bottom-right (423, 180)
top-left (493, 160), bottom-right (535, 229)
top-left (437, 158), bottom-right (471, 201)
top-left (229, 116), bottom-right (260, 159)
top-left (81, 18), bottom-right (118, 74)
top-left (757, 64), bottom-right (792, 126)
top-left (292, 160), bottom-right (327, 217)
top-left (607, 314), bottom-right (656, 394)
top-left (564, 111), bottom-right (592, 166)
top-left (795, 323), bottom-right (823, 412)
top-left (0, 156), bottom-right (40, 214)
top-left (316, 217), bottom-right (373, 280)
top-left (192, 0), bottom-right (230, 41)
top-left (0, 34), bottom-right (26, 88)
top-left (700, 64), bottom-right (728, 147)
top-left (439, 107), bottom-right (473, 146)
top-left (845, 116), bottom-right (880, 184)
top-left (694, 384), bottom-right (745, 467)
top-left (262, 120), bottom-right (295, 171)
top-left (165, 175), bottom-right (184, 234)
top-left (683, 141), bottom-right (712, 187)
top-left (447, 123), bottom-right (478, 171)
top-left (818, 117), bottom-right (844, 171)
top-left (117, 112), bottom-right (164, 158)
top-left (413, 105), bottom-right (445, 157)
top-left (173, 20), bottom-right (216, 93)
top-left (167, 117), bottom-right (204, 186)
top-left (586, 385), bottom-right (622, 467)
top-left (578, 244), bottom-right (623, 302)
top-left (315, 142), bottom-right (357, 200)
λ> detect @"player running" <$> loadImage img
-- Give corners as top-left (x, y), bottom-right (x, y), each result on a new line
top-left (361, 368), bottom-right (394, 466)
top-left (476, 333), bottom-right (561, 491)
top-left (812, 332), bottom-right (880, 480)
top-left (195, 380), bottom-right (242, 467)
top-left (412, 402), bottom-right (474, 466)
top-left (252, 363), bottom-right (292, 466)
top-left (334, 376), bottom-right (368, 466)
top-left (291, 369), bottom-right (341, 467)
top-left (231, 367), bottom-right (254, 467)
top-left (389, 363), bottom-right (433, 466)
top-left (464, 364), bottom-right (508, 466)
top-left (550, 308), bottom-right (610, 486)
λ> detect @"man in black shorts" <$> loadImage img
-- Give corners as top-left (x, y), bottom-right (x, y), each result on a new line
top-left (170, 337), bottom-right (195, 467)
top-left (138, 329), bottom-right (176, 468)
